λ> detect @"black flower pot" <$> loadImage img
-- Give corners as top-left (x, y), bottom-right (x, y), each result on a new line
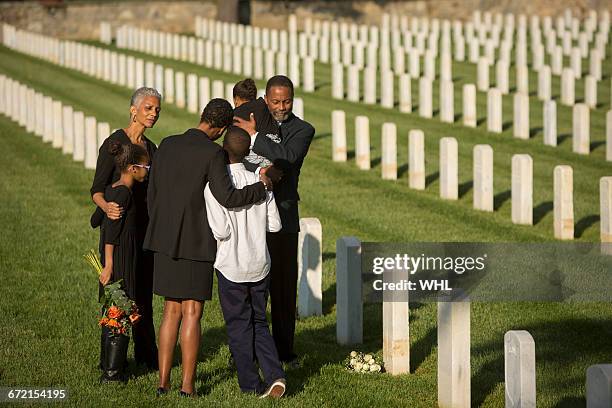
top-left (100, 327), bottom-right (129, 383)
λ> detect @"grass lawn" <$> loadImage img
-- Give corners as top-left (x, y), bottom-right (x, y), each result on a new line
top-left (0, 35), bottom-right (611, 407)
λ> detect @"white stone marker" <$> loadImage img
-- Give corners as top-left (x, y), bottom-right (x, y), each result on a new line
top-left (175, 71), bottom-right (186, 109)
top-left (607, 111), bottom-right (612, 162)
top-left (84, 116), bottom-right (97, 170)
top-left (187, 74), bottom-right (198, 114)
top-left (440, 137), bottom-right (458, 200)
top-left (34, 92), bottom-right (44, 137)
top-left (585, 75), bottom-right (597, 109)
top-left (212, 80), bottom-right (224, 100)
top-left (473, 144), bottom-right (493, 211)
top-left (52, 101), bottom-right (63, 149)
top-left (590, 50), bottom-right (602, 80)
top-left (570, 48), bottom-right (582, 79)
top-left (496, 60), bottom-right (509, 94)
top-left (438, 291), bottom-right (471, 408)
top-left (297, 218), bottom-right (323, 318)
top-left (477, 57), bottom-right (490, 92)
top-left (544, 100), bottom-right (557, 147)
top-left (336, 236), bottom-right (362, 345)
top-left (561, 68), bottom-right (575, 106)
top-left (381, 70), bottom-right (394, 109)
top-left (164, 68), bottom-right (174, 104)
top-left (198, 77), bottom-right (210, 112)
top-left (602, 177), bottom-right (612, 246)
top-left (97, 122), bottom-right (110, 151)
top-left (382, 265), bottom-right (410, 375)
top-left (355, 116), bottom-right (370, 170)
top-left (398, 74), bottom-right (412, 113)
top-left (512, 154), bottom-right (533, 225)
top-left (332, 110), bottom-right (347, 162)
top-left (516, 65), bottom-right (529, 95)
top-left (347, 65), bottom-right (360, 102)
top-left (573, 104), bottom-right (590, 155)
top-left (554, 165), bottom-right (574, 240)
top-left (419, 77), bottom-right (433, 119)
top-left (409, 130), bottom-right (425, 190)
top-left (303, 57), bottom-right (315, 92)
top-left (586, 364), bottom-right (612, 408)
top-left (381, 122), bottom-right (397, 180)
top-left (504, 330), bottom-right (536, 408)
top-left (538, 66), bottom-right (552, 101)
top-left (463, 84), bottom-right (477, 127)
top-left (62, 105), bottom-right (74, 155)
top-left (440, 80), bottom-right (454, 123)
top-left (409, 48), bottom-right (420, 78)
top-left (552, 46), bottom-right (563, 75)
top-left (513, 93), bottom-right (530, 140)
top-left (73, 111), bottom-right (85, 162)
top-left (362, 67), bottom-right (376, 105)
top-left (332, 63), bottom-right (344, 100)
top-left (487, 88), bottom-right (503, 133)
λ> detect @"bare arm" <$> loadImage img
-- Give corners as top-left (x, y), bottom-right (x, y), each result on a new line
top-left (99, 244), bottom-right (114, 285)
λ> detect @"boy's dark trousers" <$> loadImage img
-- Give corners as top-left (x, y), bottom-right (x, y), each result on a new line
top-left (216, 270), bottom-right (285, 393)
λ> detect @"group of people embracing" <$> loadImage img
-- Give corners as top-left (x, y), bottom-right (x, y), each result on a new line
top-left (91, 74), bottom-right (315, 398)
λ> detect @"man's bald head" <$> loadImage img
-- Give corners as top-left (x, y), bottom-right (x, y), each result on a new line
top-left (223, 126), bottom-right (251, 163)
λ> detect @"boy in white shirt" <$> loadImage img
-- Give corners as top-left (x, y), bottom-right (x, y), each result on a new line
top-left (204, 126), bottom-right (286, 398)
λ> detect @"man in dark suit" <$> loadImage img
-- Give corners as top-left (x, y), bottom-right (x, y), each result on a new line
top-left (144, 98), bottom-right (273, 396)
top-left (235, 75), bottom-right (315, 366)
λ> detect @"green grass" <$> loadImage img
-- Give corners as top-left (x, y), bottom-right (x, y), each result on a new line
top-left (0, 38), bottom-right (611, 407)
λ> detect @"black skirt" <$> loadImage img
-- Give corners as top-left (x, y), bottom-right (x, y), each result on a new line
top-left (153, 252), bottom-right (214, 301)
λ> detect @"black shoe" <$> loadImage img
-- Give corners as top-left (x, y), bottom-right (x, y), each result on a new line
top-left (179, 390), bottom-right (194, 398)
top-left (282, 358), bottom-right (301, 370)
top-left (156, 387), bottom-right (168, 397)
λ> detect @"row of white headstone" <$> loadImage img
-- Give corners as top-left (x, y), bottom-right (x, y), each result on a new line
top-left (1, 24), bottom-right (305, 121)
top-left (335, 237), bottom-right (612, 406)
top-left (115, 24), bottom-right (316, 92)
top-left (331, 111), bottom-right (612, 238)
top-left (0, 74), bottom-right (108, 170)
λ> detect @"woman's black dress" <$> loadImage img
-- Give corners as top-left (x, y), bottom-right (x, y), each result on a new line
top-left (91, 129), bottom-right (158, 368)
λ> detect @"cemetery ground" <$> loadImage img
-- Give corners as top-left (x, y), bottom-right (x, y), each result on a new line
top-left (0, 38), bottom-right (611, 407)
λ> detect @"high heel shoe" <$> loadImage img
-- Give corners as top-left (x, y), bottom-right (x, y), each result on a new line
top-left (156, 387), bottom-right (168, 397)
top-left (179, 390), bottom-right (194, 398)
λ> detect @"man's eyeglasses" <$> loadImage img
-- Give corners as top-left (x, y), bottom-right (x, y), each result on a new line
top-left (134, 164), bottom-right (150, 171)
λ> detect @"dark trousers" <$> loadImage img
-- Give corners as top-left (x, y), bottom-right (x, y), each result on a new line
top-left (133, 250), bottom-right (158, 367)
top-left (267, 231), bottom-right (298, 362)
top-left (216, 271), bottom-right (285, 393)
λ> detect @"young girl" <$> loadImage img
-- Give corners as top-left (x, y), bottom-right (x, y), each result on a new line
top-left (99, 140), bottom-right (150, 382)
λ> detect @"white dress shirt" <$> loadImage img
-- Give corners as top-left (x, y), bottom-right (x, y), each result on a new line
top-left (204, 163), bottom-right (282, 283)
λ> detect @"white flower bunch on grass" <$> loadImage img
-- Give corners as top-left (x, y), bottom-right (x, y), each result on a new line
top-left (345, 350), bottom-right (383, 373)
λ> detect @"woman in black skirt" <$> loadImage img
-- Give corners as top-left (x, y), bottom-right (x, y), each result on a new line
top-left (91, 87), bottom-right (162, 370)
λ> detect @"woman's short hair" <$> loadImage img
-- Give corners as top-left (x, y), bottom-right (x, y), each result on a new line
top-left (130, 87), bottom-right (162, 108)
top-left (233, 78), bottom-right (257, 101)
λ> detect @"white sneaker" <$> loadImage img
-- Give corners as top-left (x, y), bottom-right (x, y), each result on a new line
top-left (259, 379), bottom-right (286, 399)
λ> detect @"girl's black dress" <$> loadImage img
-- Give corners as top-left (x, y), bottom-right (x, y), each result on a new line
top-left (91, 129), bottom-right (158, 368)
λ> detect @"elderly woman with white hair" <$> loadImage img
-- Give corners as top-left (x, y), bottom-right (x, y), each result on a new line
top-left (91, 87), bottom-right (161, 379)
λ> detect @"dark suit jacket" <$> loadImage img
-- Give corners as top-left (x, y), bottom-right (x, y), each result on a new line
top-left (248, 112), bottom-right (315, 234)
top-left (144, 128), bottom-right (266, 262)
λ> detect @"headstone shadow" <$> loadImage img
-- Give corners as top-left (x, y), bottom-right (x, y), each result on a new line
top-left (314, 132), bottom-right (331, 140)
top-left (557, 133), bottom-right (571, 145)
top-left (590, 140), bottom-right (605, 152)
top-left (458, 180), bottom-right (473, 198)
top-left (533, 201), bottom-right (553, 225)
top-left (529, 127), bottom-right (543, 139)
top-left (476, 117), bottom-right (486, 127)
top-left (425, 171), bottom-right (440, 187)
top-left (397, 163), bottom-right (409, 178)
top-left (502, 121), bottom-right (512, 132)
top-left (494, 189), bottom-right (511, 210)
top-left (574, 214), bottom-right (600, 238)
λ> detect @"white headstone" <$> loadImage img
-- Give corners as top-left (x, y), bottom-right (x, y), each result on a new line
top-left (61, 105), bottom-right (74, 155)
top-left (332, 63), bottom-right (344, 100)
top-left (512, 154), bottom-right (533, 225)
top-left (347, 65), bottom-right (360, 103)
top-left (438, 292), bottom-right (471, 408)
top-left (198, 77), bottom-right (210, 113)
top-left (52, 101), bottom-right (63, 149)
top-left (297, 218), bottom-right (323, 318)
top-left (383, 266), bottom-right (410, 375)
top-left (355, 116), bottom-right (370, 170)
top-left (73, 111), bottom-right (85, 162)
top-left (84, 116), bottom-right (97, 170)
top-left (164, 68), bottom-right (174, 104)
top-left (381, 122), bottom-right (397, 180)
top-left (336, 237), bottom-right (362, 345)
top-left (332, 110), bottom-right (347, 162)
top-left (381, 70), bottom-right (394, 109)
top-left (496, 60), bottom-right (509, 94)
top-left (174, 71), bottom-right (186, 109)
top-left (487, 88), bottom-right (503, 133)
top-left (513, 93), bottom-right (530, 140)
top-left (419, 77), bottom-right (433, 118)
top-left (586, 364), bottom-right (612, 408)
top-left (554, 165), bottom-right (574, 240)
top-left (504, 330), bottom-right (536, 408)
top-left (477, 57), bottom-right (490, 91)
top-left (440, 137), bottom-right (458, 200)
top-left (399, 74), bottom-right (412, 113)
top-left (212, 80), bottom-right (224, 100)
top-left (584, 75), bottom-right (597, 109)
top-left (561, 68), bottom-right (575, 106)
top-left (607, 111), bottom-right (612, 162)
top-left (409, 129), bottom-right (425, 190)
top-left (97, 122), bottom-right (110, 151)
top-left (473, 144), bottom-right (493, 211)
top-left (440, 80), bottom-right (454, 123)
top-left (538, 65), bottom-right (552, 101)
top-left (463, 84), bottom-right (477, 127)
top-left (544, 100), bottom-right (557, 147)
top-left (573, 103), bottom-right (590, 155)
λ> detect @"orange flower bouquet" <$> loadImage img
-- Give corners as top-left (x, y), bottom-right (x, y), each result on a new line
top-left (85, 249), bottom-right (140, 336)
